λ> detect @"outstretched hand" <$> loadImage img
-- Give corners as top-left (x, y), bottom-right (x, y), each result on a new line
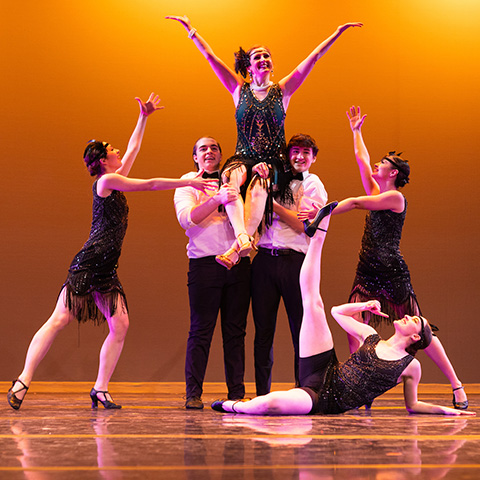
top-left (364, 300), bottom-right (389, 318)
top-left (191, 169), bottom-right (220, 194)
top-left (165, 15), bottom-right (192, 33)
top-left (338, 22), bottom-right (363, 32)
top-left (135, 93), bottom-right (164, 117)
top-left (441, 406), bottom-right (476, 416)
top-left (346, 105), bottom-right (367, 132)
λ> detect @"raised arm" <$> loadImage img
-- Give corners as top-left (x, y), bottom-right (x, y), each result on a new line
top-left (331, 301), bottom-right (384, 343)
top-left (402, 361), bottom-right (475, 416)
top-left (165, 16), bottom-right (242, 101)
top-left (279, 23), bottom-right (362, 109)
top-left (116, 93), bottom-right (164, 177)
top-left (346, 106), bottom-right (379, 195)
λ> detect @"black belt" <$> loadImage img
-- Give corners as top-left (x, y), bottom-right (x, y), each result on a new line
top-left (258, 247), bottom-right (302, 256)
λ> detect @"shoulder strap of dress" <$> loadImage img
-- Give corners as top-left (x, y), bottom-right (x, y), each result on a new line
top-left (365, 333), bottom-right (381, 345)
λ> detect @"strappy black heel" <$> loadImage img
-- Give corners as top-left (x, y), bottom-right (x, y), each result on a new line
top-left (90, 388), bottom-right (122, 409)
top-left (7, 379), bottom-right (29, 410)
top-left (452, 386), bottom-right (468, 410)
top-left (303, 201), bottom-right (338, 238)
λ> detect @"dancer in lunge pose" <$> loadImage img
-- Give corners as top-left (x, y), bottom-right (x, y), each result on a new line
top-left (299, 105), bottom-right (468, 410)
top-left (211, 212), bottom-right (474, 416)
top-left (166, 15), bottom-right (362, 268)
top-left (7, 94), bottom-right (216, 411)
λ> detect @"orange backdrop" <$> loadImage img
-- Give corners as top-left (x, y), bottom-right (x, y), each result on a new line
top-left (1, 0), bottom-right (479, 385)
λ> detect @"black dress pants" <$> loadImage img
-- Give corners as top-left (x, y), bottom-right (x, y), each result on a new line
top-left (251, 249), bottom-right (305, 396)
top-left (185, 256), bottom-right (250, 400)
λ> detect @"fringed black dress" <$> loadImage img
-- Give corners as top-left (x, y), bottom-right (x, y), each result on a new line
top-left (62, 180), bottom-right (129, 325)
top-left (221, 83), bottom-right (292, 225)
top-left (348, 198), bottom-right (421, 327)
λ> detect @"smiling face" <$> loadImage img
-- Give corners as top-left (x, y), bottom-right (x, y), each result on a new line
top-left (289, 146), bottom-right (316, 174)
top-left (193, 137), bottom-right (222, 173)
top-left (247, 47), bottom-right (273, 79)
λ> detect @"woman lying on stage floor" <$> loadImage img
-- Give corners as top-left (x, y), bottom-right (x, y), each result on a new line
top-left (211, 210), bottom-right (475, 416)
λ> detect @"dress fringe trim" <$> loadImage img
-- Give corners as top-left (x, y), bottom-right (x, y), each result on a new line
top-left (348, 287), bottom-right (422, 329)
top-left (62, 283), bottom-right (128, 325)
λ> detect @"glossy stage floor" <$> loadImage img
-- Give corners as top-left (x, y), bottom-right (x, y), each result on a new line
top-left (1, 382), bottom-right (479, 479)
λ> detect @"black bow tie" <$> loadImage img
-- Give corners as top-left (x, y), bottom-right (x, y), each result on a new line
top-left (202, 171), bottom-right (220, 179)
top-left (292, 172), bottom-right (304, 181)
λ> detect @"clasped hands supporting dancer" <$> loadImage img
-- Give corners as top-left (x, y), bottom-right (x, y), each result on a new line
top-left (7, 93), bottom-right (217, 411)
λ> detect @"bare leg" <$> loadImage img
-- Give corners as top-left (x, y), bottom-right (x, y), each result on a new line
top-left (216, 166), bottom-right (253, 268)
top-left (93, 293), bottom-right (129, 401)
top-left (221, 389), bottom-right (313, 415)
top-left (298, 215), bottom-right (334, 358)
top-left (424, 336), bottom-right (467, 403)
top-left (244, 178), bottom-right (268, 236)
top-left (217, 216), bottom-right (333, 416)
top-left (12, 289), bottom-right (74, 398)
top-left (223, 166), bottom-right (249, 238)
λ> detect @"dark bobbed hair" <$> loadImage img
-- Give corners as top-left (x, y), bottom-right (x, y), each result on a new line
top-left (405, 316), bottom-right (433, 356)
top-left (192, 136), bottom-right (222, 170)
top-left (84, 140), bottom-right (109, 177)
top-left (287, 133), bottom-right (319, 158)
top-left (383, 151), bottom-right (410, 188)
top-left (234, 45), bottom-right (272, 79)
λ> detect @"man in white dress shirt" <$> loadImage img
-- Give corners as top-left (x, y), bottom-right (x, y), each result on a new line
top-left (251, 134), bottom-right (328, 395)
top-left (174, 137), bottom-right (251, 409)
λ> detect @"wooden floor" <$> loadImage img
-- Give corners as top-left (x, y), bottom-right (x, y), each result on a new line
top-left (1, 382), bottom-right (479, 479)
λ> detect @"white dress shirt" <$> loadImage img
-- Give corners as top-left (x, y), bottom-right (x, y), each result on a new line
top-left (256, 172), bottom-right (328, 254)
top-left (174, 172), bottom-right (236, 259)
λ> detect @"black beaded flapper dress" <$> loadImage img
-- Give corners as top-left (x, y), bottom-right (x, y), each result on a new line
top-left (307, 335), bottom-right (414, 414)
top-left (62, 180), bottom-right (129, 325)
top-left (348, 198), bottom-right (421, 327)
top-left (222, 82), bottom-right (292, 224)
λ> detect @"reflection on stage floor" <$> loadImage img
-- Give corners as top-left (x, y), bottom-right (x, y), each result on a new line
top-left (1, 382), bottom-right (479, 479)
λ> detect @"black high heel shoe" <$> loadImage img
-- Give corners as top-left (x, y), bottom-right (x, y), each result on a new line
top-left (7, 379), bottom-right (29, 410)
top-left (452, 386), bottom-right (468, 410)
top-left (90, 388), bottom-right (122, 409)
top-left (303, 201), bottom-right (338, 238)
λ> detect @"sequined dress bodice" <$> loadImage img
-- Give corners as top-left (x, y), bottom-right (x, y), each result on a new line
top-left (352, 200), bottom-right (414, 304)
top-left (234, 83), bottom-right (287, 167)
top-left (66, 181), bottom-right (128, 295)
top-left (319, 335), bottom-right (414, 414)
